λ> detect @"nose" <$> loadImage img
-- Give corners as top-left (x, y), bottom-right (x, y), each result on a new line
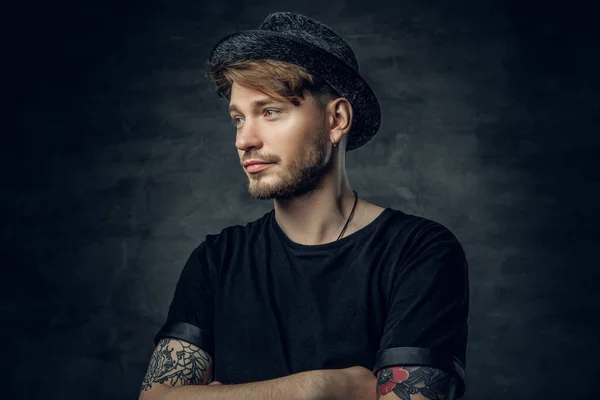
top-left (235, 118), bottom-right (262, 152)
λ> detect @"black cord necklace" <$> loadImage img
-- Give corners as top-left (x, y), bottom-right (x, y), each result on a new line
top-left (336, 190), bottom-right (358, 241)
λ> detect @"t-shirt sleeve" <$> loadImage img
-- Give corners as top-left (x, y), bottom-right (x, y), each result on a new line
top-left (153, 242), bottom-right (215, 358)
top-left (373, 220), bottom-right (469, 399)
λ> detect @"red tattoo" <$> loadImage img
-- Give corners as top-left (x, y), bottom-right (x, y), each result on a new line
top-left (376, 365), bottom-right (453, 399)
top-left (377, 366), bottom-right (410, 396)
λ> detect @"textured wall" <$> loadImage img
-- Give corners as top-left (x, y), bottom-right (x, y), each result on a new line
top-left (4, 0), bottom-right (599, 398)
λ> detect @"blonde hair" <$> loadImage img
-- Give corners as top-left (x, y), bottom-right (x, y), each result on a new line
top-left (205, 59), bottom-right (340, 107)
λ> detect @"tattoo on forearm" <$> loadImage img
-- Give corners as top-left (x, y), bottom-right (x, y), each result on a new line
top-left (376, 366), bottom-right (452, 400)
top-left (141, 338), bottom-right (211, 392)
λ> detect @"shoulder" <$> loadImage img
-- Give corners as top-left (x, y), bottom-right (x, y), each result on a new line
top-left (183, 210), bottom-right (273, 278)
top-left (200, 209), bottom-right (273, 254)
top-left (385, 208), bottom-right (462, 244)
top-left (382, 209), bottom-right (467, 267)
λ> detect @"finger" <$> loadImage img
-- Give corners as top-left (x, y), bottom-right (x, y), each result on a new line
top-left (208, 381), bottom-right (222, 385)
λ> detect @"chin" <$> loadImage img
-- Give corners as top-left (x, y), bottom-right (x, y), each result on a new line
top-left (247, 178), bottom-right (324, 201)
top-left (247, 183), bottom-right (284, 200)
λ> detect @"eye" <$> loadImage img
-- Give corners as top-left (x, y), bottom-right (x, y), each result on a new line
top-left (265, 109), bottom-right (280, 117)
top-left (231, 117), bottom-right (244, 127)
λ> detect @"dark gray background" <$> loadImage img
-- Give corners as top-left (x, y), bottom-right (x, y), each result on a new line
top-left (4, 0), bottom-right (599, 398)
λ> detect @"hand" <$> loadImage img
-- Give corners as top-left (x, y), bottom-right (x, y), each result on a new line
top-left (338, 366), bottom-right (378, 400)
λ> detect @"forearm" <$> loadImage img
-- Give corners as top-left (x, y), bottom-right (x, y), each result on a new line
top-left (156, 369), bottom-right (341, 400)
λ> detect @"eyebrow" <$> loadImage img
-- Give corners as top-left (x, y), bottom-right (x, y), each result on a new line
top-left (228, 99), bottom-right (284, 113)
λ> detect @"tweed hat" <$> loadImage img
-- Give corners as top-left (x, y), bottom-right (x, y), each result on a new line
top-left (206, 12), bottom-right (381, 151)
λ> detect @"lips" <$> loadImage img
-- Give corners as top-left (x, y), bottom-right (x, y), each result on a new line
top-left (245, 163), bottom-right (273, 173)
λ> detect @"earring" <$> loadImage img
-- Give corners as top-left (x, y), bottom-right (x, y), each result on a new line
top-left (332, 140), bottom-right (337, 147)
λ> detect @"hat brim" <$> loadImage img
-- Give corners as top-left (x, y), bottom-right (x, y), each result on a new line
top-left (207, 30), bottom-right (381, 151)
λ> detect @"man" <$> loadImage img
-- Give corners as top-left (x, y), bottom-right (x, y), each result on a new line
top-left (139, 11), bottom-right (469, 400)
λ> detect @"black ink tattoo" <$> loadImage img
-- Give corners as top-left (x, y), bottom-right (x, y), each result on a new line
top-left (376, 365), bottom-right (452, 400)
top-left (140, 338), bottom-right (211, 392)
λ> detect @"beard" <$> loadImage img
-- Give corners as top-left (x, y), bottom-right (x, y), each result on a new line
top-left (246, 126), bottom-right (333, 201)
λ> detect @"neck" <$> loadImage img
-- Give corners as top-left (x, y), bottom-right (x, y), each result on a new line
top-left (273, 169), bottom-right (357, 246)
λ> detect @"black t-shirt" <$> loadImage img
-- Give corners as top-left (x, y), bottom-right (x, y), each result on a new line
top-left (154, 207), bottom-right (469, 398)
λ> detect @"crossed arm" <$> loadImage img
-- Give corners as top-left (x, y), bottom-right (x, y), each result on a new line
top-left (139, 338), bottom-right (337, 400)
top-left (139, 338), bottom-right (457, 400)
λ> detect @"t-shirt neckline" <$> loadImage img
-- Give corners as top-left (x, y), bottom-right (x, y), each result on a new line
top-left (270, 207), bottom-right (393, 251)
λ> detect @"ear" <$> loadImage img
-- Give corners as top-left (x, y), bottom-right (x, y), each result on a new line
top-left (327, 97), bottom-right (353, 144)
